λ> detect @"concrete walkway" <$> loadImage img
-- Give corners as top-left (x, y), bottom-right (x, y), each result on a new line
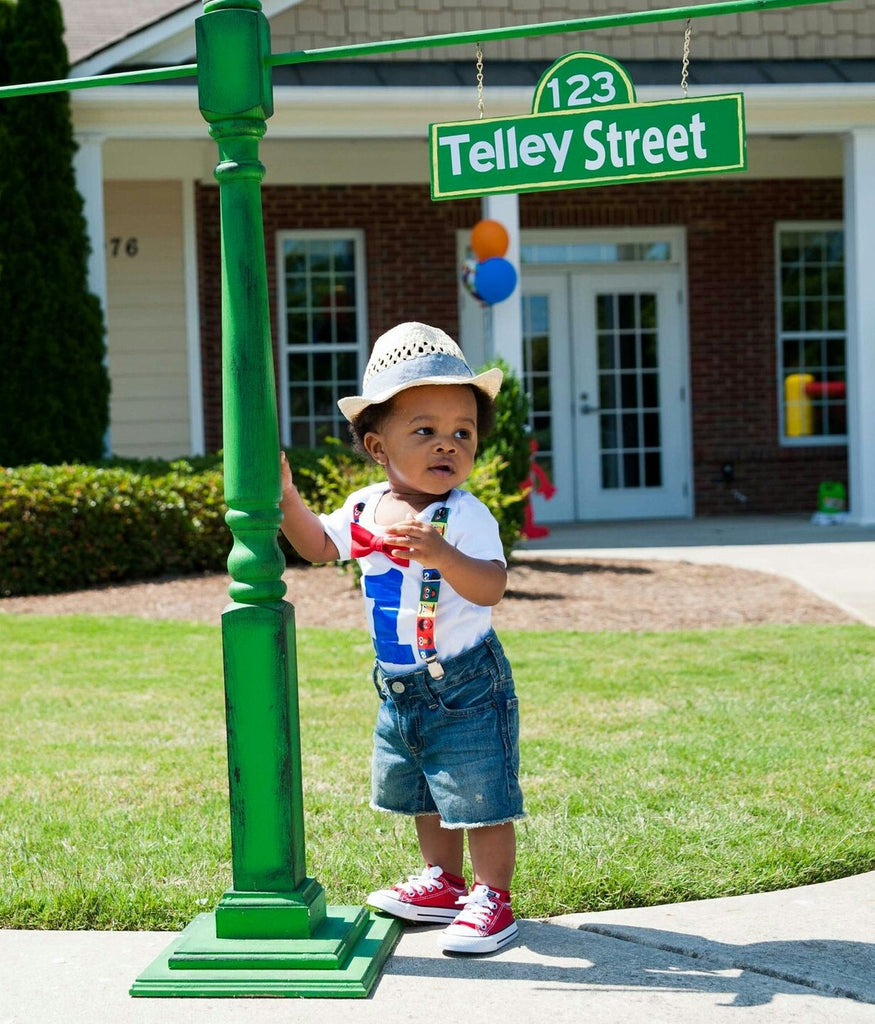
top-left (2, 872), bottom-right (873, 1023)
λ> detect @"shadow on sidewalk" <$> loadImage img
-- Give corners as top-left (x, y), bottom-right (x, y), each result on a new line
top-left (383, 919), bottom-right (874, 1008)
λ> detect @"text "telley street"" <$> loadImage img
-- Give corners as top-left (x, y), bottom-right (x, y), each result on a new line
top-left (439, 114), bottom-right (709, 176)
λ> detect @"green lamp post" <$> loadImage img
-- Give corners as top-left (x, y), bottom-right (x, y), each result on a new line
top-left (130, 0), bottom-right (401, 997)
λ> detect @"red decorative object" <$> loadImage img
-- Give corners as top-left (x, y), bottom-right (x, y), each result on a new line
top-left (520, 439), bottom-right (556, 539)
top-left (804, 381), bottom-right (846, 399)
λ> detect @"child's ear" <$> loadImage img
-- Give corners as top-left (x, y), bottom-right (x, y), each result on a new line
top-left (363, 432), bottom-right (386, 465)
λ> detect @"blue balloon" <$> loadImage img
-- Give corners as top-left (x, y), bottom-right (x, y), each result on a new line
top-left (474, 257), bottom-right (517, 305)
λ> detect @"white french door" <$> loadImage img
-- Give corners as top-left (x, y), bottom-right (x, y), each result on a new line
top-left (522, 268), bottom-right (691, 521)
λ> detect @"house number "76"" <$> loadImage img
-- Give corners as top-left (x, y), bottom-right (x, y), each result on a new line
top-left (108, 237), bottom-right (139, 257)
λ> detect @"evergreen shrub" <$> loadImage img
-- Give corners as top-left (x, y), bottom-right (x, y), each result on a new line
top-left (0, 462), bottom-right (227, 596)
top-left (0, 0), bottom-right (110, 465)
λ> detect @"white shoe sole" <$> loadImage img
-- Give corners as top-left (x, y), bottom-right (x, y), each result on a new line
top-left (367, 889), bottom-right (462, 923)
top-left (439, 920), bottom-right (519, 954)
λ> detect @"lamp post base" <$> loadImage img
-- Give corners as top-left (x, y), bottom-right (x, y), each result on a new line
top-left (130, 907), bottom-right (402, 998)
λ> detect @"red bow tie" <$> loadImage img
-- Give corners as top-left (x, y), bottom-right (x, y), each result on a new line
top-left (350, 522), bottom-right (410, 566)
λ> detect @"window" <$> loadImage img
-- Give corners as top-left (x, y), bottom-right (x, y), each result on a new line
top-left (277, 232), bottom-right (367, 447)
top-left (521, 240), bottom-right (671, 265)
top-left (521, 293), bottom-right (554, 480)
top-left (777, 226), bottom-right (847, 444)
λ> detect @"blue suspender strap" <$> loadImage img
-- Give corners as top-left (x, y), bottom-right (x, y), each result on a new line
top-left (416, 505), bottom-right (449, 679)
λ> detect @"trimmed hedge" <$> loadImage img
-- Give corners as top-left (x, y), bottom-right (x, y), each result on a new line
top-left (1, 448), bottom-right (525, 598)
top-left (0, 461), bottom-right (228, 596)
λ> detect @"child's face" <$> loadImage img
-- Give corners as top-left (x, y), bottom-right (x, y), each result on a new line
top-left (363, 384), bottom-right (478, 500)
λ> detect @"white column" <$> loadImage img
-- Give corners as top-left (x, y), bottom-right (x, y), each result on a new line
top-left (482, 193), bottom-right (522, 374)
top-left (73, 133), bottom-right (110, 454)
top-left (182, 182), bottom-right (206, 455)
top-left (73, 134), bottom-right (107, 316)
top-left (843, 129), bottom-right (875, 525)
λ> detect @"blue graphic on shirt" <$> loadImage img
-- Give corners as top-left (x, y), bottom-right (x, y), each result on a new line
top-left (363, 568), bottom-right (416, 665)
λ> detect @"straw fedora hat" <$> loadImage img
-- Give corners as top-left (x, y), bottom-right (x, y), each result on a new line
top-left (337, 322), bottom-right (503, 422)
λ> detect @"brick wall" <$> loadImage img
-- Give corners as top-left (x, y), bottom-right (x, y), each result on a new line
top-left (196, 177), bottom-right (848, 516)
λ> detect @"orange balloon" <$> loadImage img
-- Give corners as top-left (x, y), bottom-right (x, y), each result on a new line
top-left (470, 219), bottom-right (509, 260)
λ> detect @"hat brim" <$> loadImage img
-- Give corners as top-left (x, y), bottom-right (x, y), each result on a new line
top-left (338, 366), bottom-right (503, 422)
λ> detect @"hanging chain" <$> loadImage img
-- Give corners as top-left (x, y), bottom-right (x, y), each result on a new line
top-left (475, 43), bottom-right (485, 118)
top-left (681, 19), bottom-right (692, 97)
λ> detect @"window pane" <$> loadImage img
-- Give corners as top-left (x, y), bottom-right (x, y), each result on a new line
top-left (623, 452), bottom-right (641, 488)
top-left (619, 333), bottom-right (637, 369)
top-left (827, 300), bottom-right (845, 331)
top-left (597, 296), bottom-right (615, 330)
top-left (777, 227), bottom-right (846, 442)
top-left (598, 335), bottom-right (615, 370)
top-left (336, 350), bottom-right (358, 383)
top-left (289, 384), bottom-right (309, 417)
top-left (639, 294), bottom-right (656, 329)
top-left (803, 299), bottom-right (822, 331)
top-left (641, 372), bottom-right (659, 408)
top-left (782, 301), bottom-right (800, 332)
top-left (601, 452), bottom-right (619, 489)
top-left (287, 312), bottom-right (309, 346)
top-left (617, 294), bottom-right (636, 329)
top-left (599, 375), bottom-right (617, 410)
top-left (311, 275), bottom-right (333, 308)
top-left (620, 374), bottom-right (638, 408)
top-left (530, 336), bottom-right (549, 373)
top-left (644, 451), bottom-right (662, 487)
top-left (600, 413), bottom-right (619, 449)
top-left (284, 245), bottom-right (307, 274)
top-left (532, 377), bottom-right (551, 413)
top-left (643, 412), bottom-right (661, 447)
top-left (622, 413), bottom-right (640, 447)
top-left (288, 352), bottom-right (309, 382)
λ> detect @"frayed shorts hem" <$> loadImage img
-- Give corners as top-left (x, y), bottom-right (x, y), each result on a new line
top-left (370, 802), bottom-right (526, 830)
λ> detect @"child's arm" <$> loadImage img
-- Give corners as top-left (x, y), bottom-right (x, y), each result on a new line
top-left (384, 516), bottom-right (507, 607)
top-left (279, 452), bottom-right (341, 564)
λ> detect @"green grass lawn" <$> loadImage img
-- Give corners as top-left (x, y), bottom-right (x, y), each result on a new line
top-left (1, 614), bottom-right (873, 930)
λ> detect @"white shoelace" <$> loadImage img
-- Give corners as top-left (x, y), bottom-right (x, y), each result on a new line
top-left (453, 884), bottom-right (497, 926)
top-left (395, 864), bottom-right (447, 896)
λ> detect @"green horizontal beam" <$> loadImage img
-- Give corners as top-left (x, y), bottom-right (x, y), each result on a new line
top-left (0, 63), bottom-right (197, 99)
top-left (0, 0), bottom-right (859, 100)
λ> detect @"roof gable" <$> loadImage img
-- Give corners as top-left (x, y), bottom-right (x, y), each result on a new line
top-left (62, 0), bottom-right (304, 73)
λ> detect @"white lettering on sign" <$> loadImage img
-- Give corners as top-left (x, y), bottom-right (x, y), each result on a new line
top-left (439, 127), bottom-right (576, 176)
top-left (583, 113), bottom-right (708, 171)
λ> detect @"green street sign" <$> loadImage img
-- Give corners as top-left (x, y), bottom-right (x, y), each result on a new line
top-left (430, 52), bottom-right (746, 200)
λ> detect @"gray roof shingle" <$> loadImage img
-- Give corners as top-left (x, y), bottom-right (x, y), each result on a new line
top-left (61, 0), bottom-right (195, 65)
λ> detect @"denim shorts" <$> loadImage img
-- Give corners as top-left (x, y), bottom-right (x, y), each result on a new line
top-left (370, 629), bottom-right (525, 829)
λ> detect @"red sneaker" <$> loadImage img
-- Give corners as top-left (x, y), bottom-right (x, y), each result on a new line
top-left (367, 864), bottom-right (468, 923)
top-left (440, 884), bottom-right (519, 953)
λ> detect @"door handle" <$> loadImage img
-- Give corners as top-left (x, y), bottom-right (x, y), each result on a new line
top-left (580, 402), bottom-right (601, 415)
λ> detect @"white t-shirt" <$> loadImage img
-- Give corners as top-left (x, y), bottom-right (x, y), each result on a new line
top-left (320, 483), bottom-right (505, 674)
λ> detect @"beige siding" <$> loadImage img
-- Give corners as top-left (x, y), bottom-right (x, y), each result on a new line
top-left (269, 0), bottom-right (875, 62)
top-left (104, 180), bottom-right (192, 459)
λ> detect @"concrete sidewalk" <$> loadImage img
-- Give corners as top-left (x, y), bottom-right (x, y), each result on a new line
top-left (518, 514), bottom-right (875, 626)
top-left (2, 872), bottom-right (873, 1023)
